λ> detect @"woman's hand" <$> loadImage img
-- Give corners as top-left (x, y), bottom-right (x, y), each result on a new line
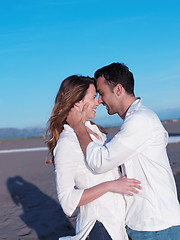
top-left (108, 176), bottom-right (142, 196)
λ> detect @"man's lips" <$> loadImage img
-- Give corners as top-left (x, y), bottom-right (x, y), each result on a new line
top-left (103, 104), bottom-right (108, 110)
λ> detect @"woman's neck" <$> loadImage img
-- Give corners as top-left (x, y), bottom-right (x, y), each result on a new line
top-left (85, 126), bottom-right (100, 140)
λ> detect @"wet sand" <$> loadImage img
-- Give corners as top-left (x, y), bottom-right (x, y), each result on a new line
top-left (0, 127), bottom-right (180, 239)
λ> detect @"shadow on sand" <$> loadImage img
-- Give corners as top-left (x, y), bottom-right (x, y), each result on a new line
top-left (7, 176), bottom-right (75, 239)
top-left (6, 175), bottom-right (180, 239)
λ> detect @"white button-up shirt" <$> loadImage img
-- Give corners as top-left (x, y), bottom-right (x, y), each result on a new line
top-left (54, 121), bottom-right (128, 240)
top-left (86, 98), bottom-right (180, 231)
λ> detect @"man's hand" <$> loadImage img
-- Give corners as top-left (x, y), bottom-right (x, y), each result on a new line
top-left (66, 103), bottom-right (89, 129)
top-left (108, 176), bottom-right (142, 196)
top-left (66, 103), bottom-right (92, 156)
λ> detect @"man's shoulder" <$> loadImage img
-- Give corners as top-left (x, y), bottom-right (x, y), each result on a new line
top-left (126, 105), bottom-right (152, 121)
top-left (123, 104), bottom-right (160, 130)
top-left (134, 104), bottom-right (159, 121)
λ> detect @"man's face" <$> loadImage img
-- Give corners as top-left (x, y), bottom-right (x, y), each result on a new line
top-left (96, 76), bottom-right (117, 115)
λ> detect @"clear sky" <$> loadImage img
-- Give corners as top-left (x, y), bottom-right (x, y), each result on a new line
top-left (0, 0), bottom-right (180, 128)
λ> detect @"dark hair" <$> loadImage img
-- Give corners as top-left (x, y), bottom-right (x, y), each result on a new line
top-left (46, 75), bottom-right (96, 163)
top-left (94, 62), bottom-right (134, 95)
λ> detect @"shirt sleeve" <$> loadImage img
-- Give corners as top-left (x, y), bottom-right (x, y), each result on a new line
top-left (54, 139), bottom-right (84, 216)
top-left (86, 113), bottom-right (151, 173)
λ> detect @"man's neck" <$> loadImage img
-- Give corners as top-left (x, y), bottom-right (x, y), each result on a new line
top-left (119, 95), bottom-right (136, 120)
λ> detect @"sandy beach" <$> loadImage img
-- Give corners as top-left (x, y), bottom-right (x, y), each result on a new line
top-left (0, 125), bottom-right (180, 240)
top-left (0, 139), bottom-right (75, 240)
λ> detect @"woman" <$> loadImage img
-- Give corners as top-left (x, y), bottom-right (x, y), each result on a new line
top-left (47, 75), bottom-right (141, 240)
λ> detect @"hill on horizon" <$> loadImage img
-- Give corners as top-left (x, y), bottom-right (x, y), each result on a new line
top-left (0, 118), bottom-right (180, 140)
top-left (0, 127), bottom-right (46, 140)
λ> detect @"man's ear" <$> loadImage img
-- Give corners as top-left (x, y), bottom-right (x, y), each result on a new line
top-left (114, 84), bottom-right (123, 96)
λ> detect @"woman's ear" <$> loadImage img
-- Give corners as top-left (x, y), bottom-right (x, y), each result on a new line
top-left (74, 102), bottom-right (80, 107)
top-left (114, 84), bottom-right (122, 96)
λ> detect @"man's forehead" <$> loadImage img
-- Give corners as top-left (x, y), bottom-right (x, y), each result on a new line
top-left (96, 76), bottom-right (105, 88)
top-left (97, 76), bottom-right (109, 91)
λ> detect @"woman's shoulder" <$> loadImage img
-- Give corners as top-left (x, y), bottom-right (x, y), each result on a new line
top-left (85, 121), bottom-right (107, 143)
top-left (87, 121), bottom-right (107, 134)
top-left (54, 125), bottom-right (80, 154)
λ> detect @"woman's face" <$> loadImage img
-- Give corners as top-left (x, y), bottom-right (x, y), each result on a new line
top-left (79, 84), bottom-right (99, 119)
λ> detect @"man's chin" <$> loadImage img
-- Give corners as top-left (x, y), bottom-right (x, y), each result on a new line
top-left (107, 110), bottom-right (113, 115)
top-left (107, 109), bottom-right (116, 115)
top-left (105, 106), bottom-right (114, 115)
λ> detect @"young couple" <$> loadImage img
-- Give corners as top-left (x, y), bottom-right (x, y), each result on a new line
top-left (47, 63), bottom-right (180, 240)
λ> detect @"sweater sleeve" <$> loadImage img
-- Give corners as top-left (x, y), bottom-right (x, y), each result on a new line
top-left (54, 139), bottom-right (84, 216)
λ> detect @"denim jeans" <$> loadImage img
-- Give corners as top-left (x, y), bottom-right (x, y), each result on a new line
top-left (126, 225), bottom-right (180, 240)
top-left (86, 221), bottom-right (112, 240)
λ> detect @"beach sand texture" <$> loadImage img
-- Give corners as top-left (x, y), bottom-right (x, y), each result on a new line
top-left (0, 122), bottom-right (180, 240)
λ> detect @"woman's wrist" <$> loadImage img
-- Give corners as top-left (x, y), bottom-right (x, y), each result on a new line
top-left (104, 181), bottom-right (113, 193)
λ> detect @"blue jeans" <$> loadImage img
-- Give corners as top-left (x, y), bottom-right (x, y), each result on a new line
top-left (126, 225), bottom-right (180, 240)
top-left (86, 221), bottom-right (112, 240)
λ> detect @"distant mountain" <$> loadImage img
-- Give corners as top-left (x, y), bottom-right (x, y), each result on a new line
top-left (0, 127), bottom-right (46, 140)
top-left (0, 111), bottom-right (180, 140)
top-left (94, 108), bottom-right (180, 127)
top-left (94, 113), bottom-right (123, 127)
top-left (162, 119), bottom-right (180, 135)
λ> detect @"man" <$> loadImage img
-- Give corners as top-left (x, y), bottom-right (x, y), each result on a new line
top-left (67, 63), bottom-right (180, 239)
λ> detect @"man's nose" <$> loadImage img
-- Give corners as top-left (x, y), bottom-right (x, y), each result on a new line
top-left (95, 98), bottom-right (99, 106)
top-left (98, 95), bottom-right (103, 104)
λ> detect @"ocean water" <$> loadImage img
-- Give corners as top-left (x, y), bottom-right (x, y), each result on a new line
top-left (168, 135), bottom-right (180, 143)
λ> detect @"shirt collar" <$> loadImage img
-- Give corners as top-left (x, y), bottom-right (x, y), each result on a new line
top-left (126, 97), bottom-right (142, 117)
top-left (63, 120), bottom-right (92, 132)
top-left (63, 123), bottom-right (74, 132)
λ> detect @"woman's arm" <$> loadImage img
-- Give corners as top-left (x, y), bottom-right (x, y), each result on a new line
top-left (78, 176), bottom-right (141, 206)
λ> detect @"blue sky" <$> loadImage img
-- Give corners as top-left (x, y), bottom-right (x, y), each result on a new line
top-left (0, 0), bottom-right (180, 128)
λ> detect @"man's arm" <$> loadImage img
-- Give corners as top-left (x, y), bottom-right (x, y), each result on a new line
top-left (67, 106), bottom-right (150, 174)
top-left (85, 114), bottom-right (151, 173)
top-left (74, 123), bottom-right (92, 156)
